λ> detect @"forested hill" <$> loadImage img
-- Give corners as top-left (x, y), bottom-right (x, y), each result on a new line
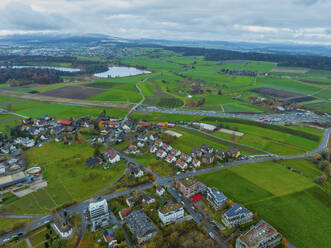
top-left (164, 46), bottom-right (331, 70)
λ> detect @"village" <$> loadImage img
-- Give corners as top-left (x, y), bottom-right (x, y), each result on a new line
top-left (0, 112), bottom-right (288, 248)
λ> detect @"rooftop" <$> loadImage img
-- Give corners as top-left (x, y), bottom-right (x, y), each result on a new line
top-left (239, 220), bottom-right (279, 247)
top-left (159, 203), bottom-right (182, 214)
top-left (125, 210), bottom-right (157, 239)
top-left (179, 177), bottom-right (199, 187)
top-left (225, 203), bottom-right (251, 218)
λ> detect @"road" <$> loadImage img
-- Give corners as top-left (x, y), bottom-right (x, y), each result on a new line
top-left (0, 108), bottom-right (29, 119)
top-left (120, 77), bottom-right (150, 127)
top-left (138, 106), bottom-right (331, 125)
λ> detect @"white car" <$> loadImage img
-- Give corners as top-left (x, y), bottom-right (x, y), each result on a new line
top-left (3, 238), bottom-right (10, 243)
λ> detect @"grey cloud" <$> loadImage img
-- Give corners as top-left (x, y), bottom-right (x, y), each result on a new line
top-left (0, 0), bottom-right (331, 45)
top-left (0, 1), bottom-right (71, 31)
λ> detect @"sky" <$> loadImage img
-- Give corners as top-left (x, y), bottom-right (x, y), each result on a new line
top-left (0, 0), bottom-right (331, 45)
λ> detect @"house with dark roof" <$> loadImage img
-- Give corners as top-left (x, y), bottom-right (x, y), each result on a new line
top-left (103, 229), bottom-right (118, 248)
top-left (142, 194), bottom-right (155, 205)
top-left (202, 153), bottom-right (215, 164)
top-left (125, 210), bottom-right (157, 244)
top-left (200, 144), bottom-right (213, 154)
top-left (191, 148), bottom-right (202, 158)
top-left (227, 147), bottom-right (241, 158)
top-left (222, 203), bottom-right (253, 228)
top-left (236, 220), bottom-right (281, 248)
top-left (215, 149), bottom-right (226, 160)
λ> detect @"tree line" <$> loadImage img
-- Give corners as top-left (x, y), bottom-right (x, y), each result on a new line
top-left (164, 46), bottom-right (331, 71)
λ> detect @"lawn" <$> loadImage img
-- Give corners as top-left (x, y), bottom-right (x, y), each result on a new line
top-left (5, 142), bottom-right (126, 215)
top-left (197, 161), bottom-right (330, 248)
top-left (0, 218), bottom-right (35, 233)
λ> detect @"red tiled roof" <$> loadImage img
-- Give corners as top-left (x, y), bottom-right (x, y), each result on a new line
top-left (191, 193), bottom-right (203, 202)
top-left (59, 120), bottom-right (72, 126)
top-left (120, 208), bottom-right (132, 219)
top-left (138, 121), bottom-right (152, 127)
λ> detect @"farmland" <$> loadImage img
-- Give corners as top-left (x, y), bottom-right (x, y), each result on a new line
top-left (198, 162), bottom-right (331, 248)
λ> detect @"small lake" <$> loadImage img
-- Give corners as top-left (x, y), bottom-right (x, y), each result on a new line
top-left (94, 66), bottom-right (151, 78)
top-left (1, 65), bottom-right (80, 72)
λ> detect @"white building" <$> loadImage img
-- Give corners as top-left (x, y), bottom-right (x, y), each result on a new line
top-left (88, 199), bottom-right (110, 232)
top-left (200, 123), bottom-right (217, 132)
top-left (0, 163), bottom-right (5, 175)
top-left (206, 187), bottom-right (228, 210)
top-left (236, 220), bottom-right (282, 248)
top-left (158, 203), bottom-right (184, 225)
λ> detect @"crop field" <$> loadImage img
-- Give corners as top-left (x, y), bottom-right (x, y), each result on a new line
top-left (197, 162), bottom-right (331, 248)
top-left (4, 142), bottom-right (126, 215)
top-left (39, 85), bottom-right (106, 100)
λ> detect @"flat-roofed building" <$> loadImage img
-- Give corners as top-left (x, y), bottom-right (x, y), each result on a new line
top-left (125, 210), bottom-right (157, 244)
top-left (158, 203), bottom-right (184, 225)
top-left (176, 177), bottom-right (200, 198)
top-left (236, 220), bottom-right (281, 248)
top-left (206, 187), bottom-right (228, 210)
top-left (88, 199), bottom-right (110, 232)
top-left (222, 203), bottom-right (253, 228)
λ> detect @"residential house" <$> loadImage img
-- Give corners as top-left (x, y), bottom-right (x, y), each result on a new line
top-left (59, 120), bottom-right (72, 126)
top-left (119, 208), bottom-right (132, 221)
top-left (156, 185), bottom-right (165, 196)
top-left (137, 141), bottom-right (145, 148)
top-left (154, 139), bottom-right (163, 147)
top-left (191, 148), bottom-right (202, 158)
top-left (176, 159), bottom-right (187, 170)
top-left (149, 145), bottom-right (157, 153)
top-left (227, 147), bottom-right (241, 158)
top-left (138, 121), bottom-right (152, 128)
top-left (170, 148), bottom-right (181, 157)
top-left (137, 135), bottom-right (148, 142)
top-left (156, 149), bottom-right (167, 159)
top-left (202, 153), bottom-right (215, 164)
top-left (180, 153), bottom-right (192, 163)
top-left (104, 150), bottom-right (121, 164)
top-left (142, 194), bottom-right (155, 205)
top-left (103, 229), bottom-right (118, 248)
top-left (200, 144), bottom-right (213, 154)
top-left (0, 193), bottom-right (5, 203)
top-left (206, 187), bottom-right (228, 210)
top-left (165, 154), bottom-right (176, 164)
top-left (126, 196), bottom-right (135, 207)
top-left (176, 177), bottom-right (200, 198)
top-left (0, 163), bottom-right (5, 175)
top-left (127, 145), bottom-right (139, 155)
top-left (222, 203), bottom-right (253, 228)
top-left (236, 220), bottom-right (281, 248)
top-left (149, 133), bottom-right (160, 141)
top-left (192, 159), bottom-right (201, 167)
top-left (158, 203), bottom-right (184, 225)
top-left (215, 149), bottom-right (226, 160)
top-left (162, 143), bottom-right (172, 152)
top-left (124, 210), bottom-right (157, 244)
top-left (129, 165), bottom-right (144, 178)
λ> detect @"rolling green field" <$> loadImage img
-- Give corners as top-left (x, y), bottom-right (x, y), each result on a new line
top-left (4, 142), bottom-right (126, 215)
top-left (198, 162), bottom-right (331, 248)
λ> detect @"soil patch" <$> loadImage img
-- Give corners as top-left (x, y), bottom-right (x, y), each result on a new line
top-left (272, 68), bottom-right (308, 74)
top-left (299, 80), bottom-right (331, 86)
top-left (39, 85), bottom-right (105, 100)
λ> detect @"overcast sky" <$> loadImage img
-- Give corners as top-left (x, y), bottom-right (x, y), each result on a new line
top-left (0, 0), bottom-right (331, 45)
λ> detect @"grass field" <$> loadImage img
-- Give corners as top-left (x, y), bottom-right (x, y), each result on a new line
top-left (5, 142), bottom-right (126, 215)
top-left (0, 218), bottom-right (34, 233)
top-left (197, 162), bottom-right (331, 248)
